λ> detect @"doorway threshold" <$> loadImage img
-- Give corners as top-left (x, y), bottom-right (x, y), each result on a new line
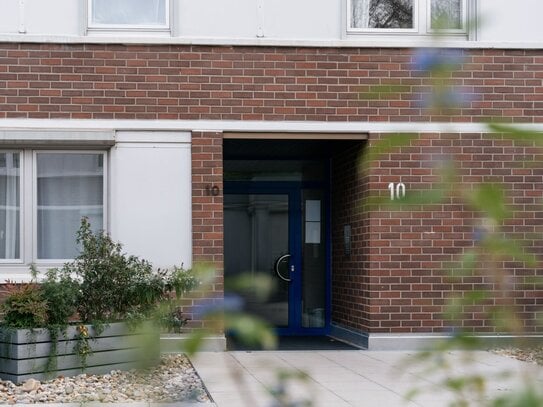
top-left (227, 335), bottom-right (360, 351)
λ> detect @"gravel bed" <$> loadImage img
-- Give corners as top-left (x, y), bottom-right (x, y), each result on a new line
top-left (491, 346), bottom-right (543, 365)
top-left (0, 355), bottom-right (210, 404)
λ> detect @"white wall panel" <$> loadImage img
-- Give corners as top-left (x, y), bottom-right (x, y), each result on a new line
top-left (110, 133), bottom-right (192, 269)
top-left (24, 0), bottom-right (81, 35)
top-left (478, 0), bottom-right (543, 42)
top-left (263, 0), bottom-right (340, 39)
top-left (0, 0), bottom-right (19, 33)
top-left (0, 0), bottom-right (542, 47)
top-left (176, 0), bottom-right (258, 38)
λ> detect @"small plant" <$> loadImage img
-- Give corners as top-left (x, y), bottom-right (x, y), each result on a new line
top-left (156, 266), bottom-right (198, 333)
top-left (73, 324), bottom-right (92, 369)
top-left (1, 282), bottom-right (48, 329)
top-left (158, 305), bottom-right (190, 333)
top-left (165, 265), bottom-right (200, 298)
top-left (40, 267), bottom-right (79, 326)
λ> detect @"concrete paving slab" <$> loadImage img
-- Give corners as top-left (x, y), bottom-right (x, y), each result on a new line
top-left (191, 350), bottom-right (543, 407)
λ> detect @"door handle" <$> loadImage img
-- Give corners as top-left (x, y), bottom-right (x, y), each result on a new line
top-left (274, 253), bottom-right (292, 282)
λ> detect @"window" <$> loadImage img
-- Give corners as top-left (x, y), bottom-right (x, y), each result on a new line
top-left (0, 152), bottom-right (20, 261)
top-left (36, 152), bottom-right (105, 260)
top-left (429, 0), bottom-right (466, 31)
top-left (348, 0), bottom-right (467, 34)
top-left (0, 150), bottom-right (106, 265)
top-left (350, 0), bottom-right (417, 31)
top-left (88, 0), bottom-right (170, 31)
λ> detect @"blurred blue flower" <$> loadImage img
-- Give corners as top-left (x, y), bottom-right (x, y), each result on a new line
top-left (433, 88), bottom-right (469, 109)
top-left (414, 87), bottom-right (472, 110)
top-left (413, 48), bottom-right (465, 72)
top-left (193, 293), bottom-right (245, 318)
top-left (473, 227), bottom-right (487, 243)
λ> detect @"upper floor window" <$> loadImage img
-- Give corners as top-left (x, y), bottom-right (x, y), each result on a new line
top-left (351, 0), bottom-right (416, 31)
top-left (429, 0), bottom-right (465, 31)
top-left (348, 0), bottom-right (467, 34)
top-left (88, 0), bottom-right (170, 31)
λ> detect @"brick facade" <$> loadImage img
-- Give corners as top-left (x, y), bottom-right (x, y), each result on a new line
top-left (0, 44), bottom-right (542, 123)
top-left (331, 142), bottom-right (371, 332)
top-left (188, 130), bottom-right (224, 329)
top-left (1, 42), bottom-right (543, 337)
top-left (331, 133), bottom-right (543, 335)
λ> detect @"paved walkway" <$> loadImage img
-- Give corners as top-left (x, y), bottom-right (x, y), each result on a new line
top-left (191, 350), bottom-right (543, 407)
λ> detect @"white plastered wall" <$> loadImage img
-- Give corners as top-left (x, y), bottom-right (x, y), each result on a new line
top-left (1, 0), bottom-right (543, 45)
top-left (477, 0), bottom-right (543, 42)
top-left (24, 0), bottom-right (82, 35)
top-left (109, 132), bottom-right (192, 270)
top-left (175, 0), bottom-right (258, 38)
top-left (0, 0), bottom-right (19, 33)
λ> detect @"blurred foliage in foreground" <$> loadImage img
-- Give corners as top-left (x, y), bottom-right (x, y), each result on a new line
top-left (180, 266), bottom-right (313, 407)
top-left (180, 36), bottom-right (543, 407)
top-left (360, 42), bottom-right (543, 405)
top-left (362, 129), bottom-right (543, 406)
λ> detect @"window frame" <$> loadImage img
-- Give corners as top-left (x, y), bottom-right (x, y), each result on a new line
top-left (87, 0), bottom-right (171, 32)
top-left (347, 0), bottom-right (419, 34)
top-left (0, 150), bottom-right (24, 265)
top-left (0, 149), bottom-right (108, 267)
top-left (346, 0), bottom-right (469, 35)
top-left (32, 150), bottom-right (108, 265)
top-left (426, 0), bottom-right (468, 34)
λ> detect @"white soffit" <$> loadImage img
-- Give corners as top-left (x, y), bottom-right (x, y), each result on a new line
top-left (115, 131), bottom-right (191, 143)
top-left (223, 132), bottom-right (368, 140)
top-left (0, 129), bottom-right (115, 145)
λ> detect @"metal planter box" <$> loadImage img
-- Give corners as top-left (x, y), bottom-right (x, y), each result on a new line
top-left (0, 322), bottom-right (159, 384)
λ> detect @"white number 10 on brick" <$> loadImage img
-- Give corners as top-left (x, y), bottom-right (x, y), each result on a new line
top-left (388, 182), bottom-right (406, 201)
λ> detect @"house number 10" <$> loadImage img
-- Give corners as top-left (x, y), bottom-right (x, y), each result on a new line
top-left (388, 182), bottom-right (406, 201)
top-left (205, 185), bottom-right (220, 196)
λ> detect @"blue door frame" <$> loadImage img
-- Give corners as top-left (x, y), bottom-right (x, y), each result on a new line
top-left (224, 180), bottom-right (331, 336)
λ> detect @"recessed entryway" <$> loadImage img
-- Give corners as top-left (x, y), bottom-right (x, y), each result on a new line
top-left (223, 137), bottom-right (365, 339)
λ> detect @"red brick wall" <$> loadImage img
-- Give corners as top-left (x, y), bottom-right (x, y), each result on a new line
top-left (187, 130), bottom-right (223, 329)
top-left (2, 42), bottom-right (543, 335)
top-left (0, 44), bottom-right (542, 123)
top-left (337, 133), bottom-right (543, 335)
top-left (331, 142), bottom-right (371, 331)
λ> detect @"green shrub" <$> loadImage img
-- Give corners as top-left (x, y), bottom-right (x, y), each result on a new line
top-left (40, 267), bottom-right (79, 326)
top-left (166, 265), bottom-right (200, 298)
top-left (1, 283), bottom-right (48, 329)
top-left (56, 218), bottom-right (155, 322)
top-left (59, 218), bottom-right (198, 324)
top-left (1, 218), bottom-right (198, 330)
top-left (157, 304), bottom-right (190, 333)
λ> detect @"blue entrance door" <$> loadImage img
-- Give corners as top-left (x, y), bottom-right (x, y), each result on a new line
top-left (224, 182), bottom-right (329, 335)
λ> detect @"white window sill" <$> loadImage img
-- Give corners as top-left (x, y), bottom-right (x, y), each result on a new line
top-left (86, 28), bottom-right (172, 38)
top-left (0, 264), bottom-right (66, 282)
top-left (2, 33), bottom-right (540, 49)
top-left (345, 31), bottom-right (468, 41)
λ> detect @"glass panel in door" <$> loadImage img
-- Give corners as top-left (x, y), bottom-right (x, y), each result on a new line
top-left (224, 194), bottom-right (290, 327)
top-left (302, 189), bottom-right (326, 328)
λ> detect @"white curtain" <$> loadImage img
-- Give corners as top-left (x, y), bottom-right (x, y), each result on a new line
top-left (37, 153), bottom-right (103, 260)
top-left (92, 0), bottom-right (166, 26)
top-left (431, 0), bottom-right (462, 29)
top-left (351, 0), bottom-right (371, 29)
top-left (0, 153), bottom-right (20, 259)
